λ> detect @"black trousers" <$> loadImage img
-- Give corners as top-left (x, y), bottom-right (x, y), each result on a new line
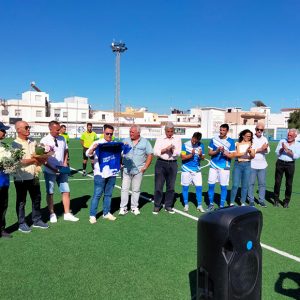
top-left (273, 159), bottom-right (295, 203)
top-left (0, 186), bottom-right (9, 231)
top-left (154, 159), bottom-right (178, 209)
top-left (14, 179), bottom-right (42, 225)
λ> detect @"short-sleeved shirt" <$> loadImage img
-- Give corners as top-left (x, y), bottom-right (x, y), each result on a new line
top-left (275, 138), bottom-right (300, 162)
top-left (122, 137), bottom-right (153, 175)
top-left (60, 133), bottom-right (70, 144)
top-left (80, 131), bottom-right (98, 148)
top-left (208, 135), bottom-right (235, 170)
top-left (181, 140), bottom-right (205, 172)
top-left (40, 134), bottom-right (67, 174)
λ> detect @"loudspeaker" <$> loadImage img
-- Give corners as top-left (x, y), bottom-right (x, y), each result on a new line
top-left (196, 206), bottom-right (263, 300)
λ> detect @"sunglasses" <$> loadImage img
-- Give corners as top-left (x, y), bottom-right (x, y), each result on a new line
top-left (105, 132), bottom-right (113, 136)
top-left (255, 128), bottom-right (264, 132)
top-left (24, 126), bottom-right (31, 130)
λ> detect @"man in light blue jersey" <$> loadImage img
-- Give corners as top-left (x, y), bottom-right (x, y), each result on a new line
top-left (207, 124), bottom-right (236, 210)
top-left (181, 132), bottom-right (205, 212)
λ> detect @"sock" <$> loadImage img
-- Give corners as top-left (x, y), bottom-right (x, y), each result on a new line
top-left (208, 184), bottom-right (215, 205)
top-left (220, 185), bottom-right (227, 207)
top-left (83, 163), bottom-right (87, 171)
top-left (196, 186), bottom-right (203, 206)
top-left (182, 186), bottom-right (189, 205)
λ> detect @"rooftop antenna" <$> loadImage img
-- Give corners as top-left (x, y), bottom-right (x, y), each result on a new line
top-left (111, 41), bottom-right (127, 138)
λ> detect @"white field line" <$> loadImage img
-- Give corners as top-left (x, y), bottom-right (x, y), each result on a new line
top-left (70, 167), bottom-right (300, 263)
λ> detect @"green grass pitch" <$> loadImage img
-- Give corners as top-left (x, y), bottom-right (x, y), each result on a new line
top-left (0, 139), bottom-right (299, 299)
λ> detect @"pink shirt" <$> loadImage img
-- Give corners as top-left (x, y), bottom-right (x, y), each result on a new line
top-left (154, 135), bottom-right (182, 160)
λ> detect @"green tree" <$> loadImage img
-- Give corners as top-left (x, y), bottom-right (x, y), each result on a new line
top-left (288, 110), bottom-right (300, 129)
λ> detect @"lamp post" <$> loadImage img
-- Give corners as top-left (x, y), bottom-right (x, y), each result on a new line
top-left (111, 41), bottom-right (127, 139)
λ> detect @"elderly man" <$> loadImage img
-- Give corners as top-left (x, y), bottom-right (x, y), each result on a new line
top-left (0, 122), bottom-right (12, 238)
top-left (273, 128), bottom-right (300, 208)
top-left (40, 120), bottom-right (79, 222)
top-left (12, 121), bottom-right (49, 233)
top-left (153, 122), bottom-right (182, 214)
top-left (119, 125), bottom-right (153, 216)
top-left (248, 122), bottom-right (270, 207)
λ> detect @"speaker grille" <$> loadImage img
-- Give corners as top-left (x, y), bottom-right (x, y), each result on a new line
top-left (230, 251), bottom-right (259, 298)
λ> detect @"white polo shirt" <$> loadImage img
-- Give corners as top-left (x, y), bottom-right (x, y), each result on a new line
top-left (40, 134), bottom-right (67, 174)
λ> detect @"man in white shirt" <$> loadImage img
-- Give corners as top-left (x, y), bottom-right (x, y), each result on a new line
top-left (248, 122), bottom-right (270, 207)
top-left (153, 122), bottom-right (182, 214)
top-left (40, 121), bottom-right (79, 223)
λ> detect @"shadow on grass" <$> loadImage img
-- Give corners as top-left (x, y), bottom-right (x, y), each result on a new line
top-left (274, 272), bottom-right (300, 300)
top-left (189, 269), bottom-right (197, 300)
top-left (6, 194), bottom-right (90, 234)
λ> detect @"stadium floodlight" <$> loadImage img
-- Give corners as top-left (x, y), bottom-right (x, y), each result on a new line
top-left (111, 41), bottom-right (127, 138)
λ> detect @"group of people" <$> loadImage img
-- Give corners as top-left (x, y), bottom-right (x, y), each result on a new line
top-left (0, 119), bottom-right (299, 239)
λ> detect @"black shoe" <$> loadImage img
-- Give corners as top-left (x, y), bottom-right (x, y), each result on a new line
top-left (1, 230), bottom-right (12, 238)
top-left (283, 201), bottom-right (289, 208)
top-left (165, 207), bottom-right (175, 214)
top-left (152, 207), bottom-right (160, 215)
top-left (258, 201), bottom-right (267, 208)
top-left (274, 200), bottom-right (279, 207)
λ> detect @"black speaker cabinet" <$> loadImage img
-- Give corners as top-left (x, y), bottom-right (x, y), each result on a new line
top-left (197, 206), bottom-right (263, 300)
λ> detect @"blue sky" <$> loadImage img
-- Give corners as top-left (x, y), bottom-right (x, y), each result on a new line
top-left (1, 0), bottom-right (300, 113)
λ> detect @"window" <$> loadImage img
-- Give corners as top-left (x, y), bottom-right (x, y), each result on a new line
top-left (36, 110), bottom-right (42, 117)
top-left (81, 113), bottom-right (87, 119)
top-left (54, 109), bottom-right (60, 118)
top-left (174, 127), bottom-right (185, 135)
top-left (63, 112), bottom-right (68, 118)
top-left (15, 109), bottom-right (21, 117)
top-left (102, 114), bottom-right (105, 120)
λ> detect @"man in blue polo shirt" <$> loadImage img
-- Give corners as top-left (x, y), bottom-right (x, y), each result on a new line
top-left (181, 132), bottom-right (205, 212)
top-left (207, 124), bottom-right (236, 210)
top-left (119, 125), bottom-right (153, 216)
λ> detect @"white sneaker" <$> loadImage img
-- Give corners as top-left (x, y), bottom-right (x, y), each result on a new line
top-left (131, 208), bottom-right (140, 216)
top-left (241, 203), bottom-right (246, 207)
top-left (197, 205), bottom-right (205, 213)
top-left (89, 216), bottom-right (97, 224)
top-left (183, 205), bottom-right (189, 212)
top-left (103, 213), bottom-right (116, 221)
top-left (50, 213), bottom-right (57, 223)
top-left (119, 208), bottom-right (128, 216)
top-left (64, 213), bottom-right (79, 222)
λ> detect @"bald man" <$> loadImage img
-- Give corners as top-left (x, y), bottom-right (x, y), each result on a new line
top-left (12, 121), bottom-right (49, 233)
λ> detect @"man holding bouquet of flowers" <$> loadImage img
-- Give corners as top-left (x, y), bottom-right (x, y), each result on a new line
top-left (12, 121), bottom-right (49, 233)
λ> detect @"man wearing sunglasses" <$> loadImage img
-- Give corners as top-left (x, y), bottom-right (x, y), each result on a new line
top-left (248, 122), bottom-right (270, 208)
top-left (273, 128), bottom-right (300, 208)
top-left (86, 124), bottom-right (119, 223)
top-left (12, 121), bottom-right (49, 233)
top-left (0, 122), bottom-right (12, 238)
top-left (40, 120), bottom-right (79, 222)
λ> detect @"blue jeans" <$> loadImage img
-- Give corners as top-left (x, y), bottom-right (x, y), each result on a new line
top-left (230, 161), bottom-right (251, 204)
top-left (248, 168), bottom-right (266, 203)
top-left (90, 175), bottom-right (116, 217)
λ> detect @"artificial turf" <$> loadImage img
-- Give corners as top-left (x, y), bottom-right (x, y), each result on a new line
top-left (0, 139), bottom-right (299, 299)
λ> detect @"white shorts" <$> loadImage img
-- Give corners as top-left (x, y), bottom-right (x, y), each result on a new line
top-left (181, 171), bottom-right (202, 186)
top-left (208, 168), bottom-right (230, 186)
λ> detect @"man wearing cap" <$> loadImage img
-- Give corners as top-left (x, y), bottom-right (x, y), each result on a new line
top-left (0, 122), bottom-right (12, 238)
top-left (153, 122), bottom-right (182, 214)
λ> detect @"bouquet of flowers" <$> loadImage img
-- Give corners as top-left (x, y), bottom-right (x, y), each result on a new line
top-left (33, 143), bottom-right (54, 175)
top-left (0, 143), bottom-right (25, 174)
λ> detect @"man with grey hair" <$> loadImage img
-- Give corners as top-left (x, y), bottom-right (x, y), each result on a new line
top-left (248, 122), bottom-right (270, 207)
top-left (119, 125), bottom-right (153, 216)
top-left (273, 128), bottom-right (300, 208)
top-left (153, 122), bottom-right (182, 214)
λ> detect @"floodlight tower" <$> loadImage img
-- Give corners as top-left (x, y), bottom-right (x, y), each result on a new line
top-left (111, 41), bottom-right (127, 137)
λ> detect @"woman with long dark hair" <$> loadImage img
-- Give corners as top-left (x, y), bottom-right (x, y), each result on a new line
top-left (230, 129), bottom-right (255, 206)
